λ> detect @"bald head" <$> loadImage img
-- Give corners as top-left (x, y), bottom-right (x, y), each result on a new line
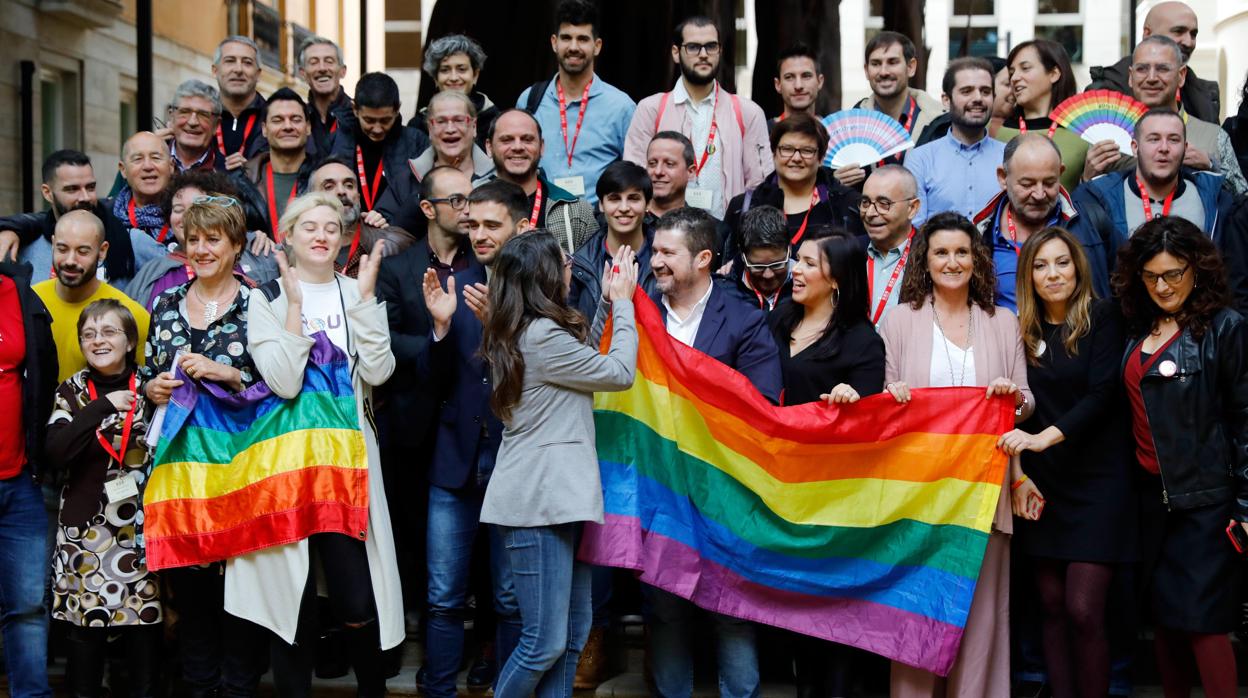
top-left (1143, 1), bottom-right (1198, 61)
top-left (1002, 133), bottom-right (1063, 175)
top-left (999, 134), bottom-right (1064, 226)
top-left (862, 164), bottom-right (920, 250)
top-left (51, 210), bottom-right (108, 289)
top-left (866, 164), bottom-right (918, 198)
top-left (55, 209), bottom-right (105, 243)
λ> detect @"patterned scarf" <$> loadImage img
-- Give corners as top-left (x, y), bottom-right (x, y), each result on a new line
top-left (113, 187), bottom-right (167, 237)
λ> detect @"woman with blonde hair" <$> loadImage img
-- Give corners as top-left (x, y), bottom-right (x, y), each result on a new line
top-left (999, 226), bottom-right (1135, 698)
top-left (239, 191), bottom-right (401, 697)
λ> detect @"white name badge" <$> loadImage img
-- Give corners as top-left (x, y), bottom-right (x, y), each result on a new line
top-left (685, 188), bottom-right (714, 210)
top-left (554, 176), bottom-right (586, 196)
top-left (104, 473), bottom-right (139, 503)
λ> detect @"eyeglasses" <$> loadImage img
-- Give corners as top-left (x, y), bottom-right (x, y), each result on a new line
top-left (681, 41), bottom-right (721, 56)
top-left (192, 195), bottom-right (240, 208)
top-left (81, 327), bottom-right (125, 341)
top-left (742, 257), bottom-right (790, 274)
top-left (858, 196), bottom-right (917, 214)
top-left (427, 194), bottom-right (468, 210)
top-left (1130, 63), bottom-right (1177, 78)
top-left (1141, 265), bottom-right (1189, 287)
top-left (776, 144), bottom-right (819, 160)
top-left (431, 115), bottom-right (473, 129)
top-left (171, 107), bottom-right (219, 124)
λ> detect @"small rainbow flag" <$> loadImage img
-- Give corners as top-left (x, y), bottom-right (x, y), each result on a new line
top-left (143, 333), bottom-right (370, 571)
top-left (579, 294), bottom-right (1011, 675)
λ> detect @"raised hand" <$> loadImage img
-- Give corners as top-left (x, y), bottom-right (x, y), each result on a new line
top-left (356, 240), bottom-right (386, 301)
top-left (463, 282), bottom-right (490, 323)
top-left (275, 249), bottom-right (303, 307)
top-left (606, 245), bottom-right (639, 302)
top-left (422, 268), bottom-right (458, 338)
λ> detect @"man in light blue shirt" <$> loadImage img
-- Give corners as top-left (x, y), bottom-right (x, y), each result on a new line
top-left (517, 0), bottom-right (635, 207)
top-left (906, 57), bottom-right (1004, 224)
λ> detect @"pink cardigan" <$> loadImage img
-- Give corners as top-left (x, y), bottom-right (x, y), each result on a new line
top-left (879, 297), bottom-right (1034, 534)
top-left (623, 82), bottom-right (773, 206)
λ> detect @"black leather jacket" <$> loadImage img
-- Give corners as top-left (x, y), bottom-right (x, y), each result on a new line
top-left (1123, 307), bottom-right (1248, 518)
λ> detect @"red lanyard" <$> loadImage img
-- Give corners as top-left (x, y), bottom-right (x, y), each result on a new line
top-left (695, 86), bottom-right (721, 176)
top-left (1018, 117), bottom-right (1058, 139)
top-left (1004, 207), bottom-right (1024, 257)
top-left (529, 181), bottom-right (544, 227)
top-left (741, 271), bottom-right (781, 310)
top-left (356, 146), bottom-right (386, 211)
top-left (128, 197), bottom-right (170, 243)
top-left (347, 223), bottom-right (363, 266)
top-left (329, 119), bottom-right (338, 134)
top-left (867, 229), bottom-right (914, 326)
top-left (877, 97), bottom-right (918, 166)
top-left (86, 372), bottom-right (137, 466)
top-left (1137, 175), bottom-right (1175, 220)
top-left (790, 189), bottom-right (821, 245)
top-left (265, 163), bottom-right (298, 242)
top-left (216, 114), bottom-right (257, 156)
top-left (557, 77), bottom-right (592, 167)
top-left (172, 252), bottom-right (196, 281)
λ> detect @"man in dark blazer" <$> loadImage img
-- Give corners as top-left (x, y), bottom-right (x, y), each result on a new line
top-left (417, 180), bottom-right (530, 698)
top-left (373, 166), bottom-right (473, 639)
top-left (645, 205), bottom-right (781, 698)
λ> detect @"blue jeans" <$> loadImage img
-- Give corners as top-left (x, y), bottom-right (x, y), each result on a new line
top-left (645, 586), bottom-right (759, 698)
top-left (424, 482), bottom-right (519, 698)
top-left (494, 524), bottom-right (591, 698)
top-left (0, 474), bottom-right (51, 698)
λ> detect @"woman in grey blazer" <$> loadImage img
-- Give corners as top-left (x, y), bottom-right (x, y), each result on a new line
top-left (478, 232), bottom-right (638, 698)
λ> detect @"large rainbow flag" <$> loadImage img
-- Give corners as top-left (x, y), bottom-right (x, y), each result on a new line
top-left (579, 294), bottom-right (1012, 676)
top-left (143, 333), bottom-right (369, 571)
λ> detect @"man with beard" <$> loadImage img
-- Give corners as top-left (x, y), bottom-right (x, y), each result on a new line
top-left (298, 36), bottom-right (352, 158)
top-left (770, 44), bottom-right (824, 130)
top-left (835, 31), bottom-right (945, 188)
top-left (307, 157), bottom-right (415, 278)
top-left (479, 108), bottom-right (597, 255)
top-left (417, 180), bottom-right (528, 698)
top-left (517, 0), bottom-right (635, 206)
top-left (212, 36), bottom-right (268, 169)
top-left (906, 57), bottom-right (1005, 224)
top-left (33, 210), bottom-right (150, 381)
top-left (166, 79), bottom-right (227, 173)
top-left (726, 205), bottom-right (793, 311)
top-left (645, 206), bottom-right (780, 698)
top-left (625, 16), bottom-right (772, 219)
top-left (1087, 1), bottom-right (1220, 124)
top-left (1073, 108), bottom-right (1241, 300)
top-left (233, 89), bottom-right (317, 239)
top-left (0, 150), bottom-right (154, 287)
top-left (329, 72), bottom-right (430, 220)
top-left (972, 133), bottom-right (1105, 311)
top-left (1118, 36), bottom-right (1246, 194)
top-left (373, 165), bottom-right (474, 686)
top-left (646, 132), bottom-right (697, 218)
top-left (861, 165), bottom-right (920, 327)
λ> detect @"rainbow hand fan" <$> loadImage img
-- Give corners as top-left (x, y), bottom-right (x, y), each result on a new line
top-left (1049, 90), bottom-right (1149, 156)
top-left (821, 109), bottom-right (914, 168)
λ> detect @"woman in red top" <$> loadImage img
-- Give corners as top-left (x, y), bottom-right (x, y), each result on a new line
top-left (1112, 216), bottom-right (1248, 698)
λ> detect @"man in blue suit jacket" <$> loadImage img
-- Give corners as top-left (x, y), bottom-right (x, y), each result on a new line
top-left (645, 206), bottom-right (782, 698)
top-left (421, 180), bottom-right (531, 698)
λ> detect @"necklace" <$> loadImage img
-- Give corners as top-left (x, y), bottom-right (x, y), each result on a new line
top-left (932, 298), bottom-right (974, 386)
top-left (192, 279), bottom-right (238, 325)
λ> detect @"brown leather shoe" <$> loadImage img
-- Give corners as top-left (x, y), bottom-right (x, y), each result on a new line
top-left (573, 626), bottom-right (608, 689)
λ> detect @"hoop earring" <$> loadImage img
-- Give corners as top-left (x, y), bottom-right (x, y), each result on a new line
top-left (831, 287), bottom-right (840, 308)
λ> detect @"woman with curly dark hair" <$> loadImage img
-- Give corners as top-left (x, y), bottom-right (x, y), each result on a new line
top-left (479, 232), bottom-right (638, 698)
top-left (879, 211), bottom-right (1034, 697)
top-left (1112, 216), bottom-right (1247, 698)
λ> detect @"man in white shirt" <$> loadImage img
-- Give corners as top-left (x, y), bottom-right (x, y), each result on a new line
top-left (645, 206), bottom-right (781, 698)
top-left (624, 17), bottom-right (772, 218)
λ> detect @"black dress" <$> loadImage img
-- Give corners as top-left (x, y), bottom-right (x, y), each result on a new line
top-left (767, 302), bottom-right (885, 406)
top-left (1014, 300), bottom-right (1138, 562)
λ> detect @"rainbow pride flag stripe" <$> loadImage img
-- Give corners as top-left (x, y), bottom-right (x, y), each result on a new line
top-left (579, 295), bottom-right (1011, 675)
top-left (143, 333), bottom-right (369, 571)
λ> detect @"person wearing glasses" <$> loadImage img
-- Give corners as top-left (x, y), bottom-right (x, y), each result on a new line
top-left (407, 91), bottom-right (495, 183)
top-left (723, 113), bottom-right (862, 264)
top-left (723, 206), bottom-right (792, 312)
top-left (624, 15), bottom-right (772, 219)
top-left (860, 165), bottom-right (921, 327)
top-left (1111, 216), bottom-right (1247, 698)
top-left (166, 79), bottom-right (228, 173)
top-left (1072, 108), bottom-right (1244, 310)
